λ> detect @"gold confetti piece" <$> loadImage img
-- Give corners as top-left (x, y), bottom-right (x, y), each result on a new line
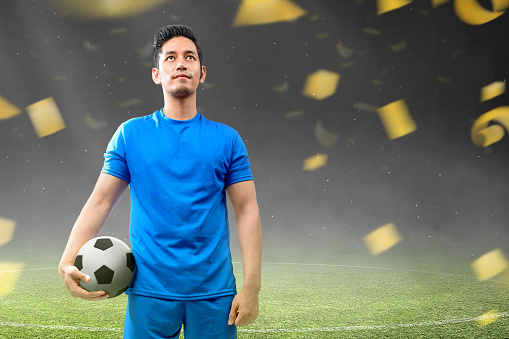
top-left (477, 310), bottom-right (500, 327)
top-left (316, 32), bottom-right (330, 39)
top-left (471, 249), bottom-right (509, 281)
top-left (0, 217), bottom-right (16, 247)
top-left (283, 110), bottom-right (304, 118)
top-left (314, 120), bottom-right (339, 148)
top-left (377, 0), bottom-right (413, 15)
top-left (118, 97), bottom-right (143, 108)
top-left (84, 114), bottom-right (107, 130)
top-left (309, 14), bottom-right (320, 21)
top-left (50, 0), bottom-right (169, 19)
top-left (354, 0), bottom-right (364, 5)
top-left (471, 107), bottom-right (509, 147)
top-left (341, 61), bottom-right (355, 68)
top-left (430, 0), bottom-right (448, 7)
top-left (83, 40), bottom-right (100, 52)
top-left (26, 97), bottom-right (66, 138)
top-left (54, 75), bottom-right (67, 82)
top-left (303, 153), bottom-right (328, 171)
top-left (136, 40), bottom-right (153, 60)
top-left (232, 0), bottom-right (307, 27)
top-left (273, 81), bottom-right (289, 93)
top-left (377, 99), bottom-right (417, 140)
top-left (302, 69), bottom-right (340, 101)
top-left (371, 79), bottom-right (382, 86)
top-left (353, 102), bottom-right (378, 112)
top-left (363, 222), bottom-right (402, 255)
top-left (108, 27), bottom-right (127, 35)
top-left (480, 81), bottom-right (506, 102)
top-left (200, 82), bottom-right (215, 90)
top-left (454, 0), bottom-right (508, 25)
top-left (389, 39), bottom-right (406, 52)
top-left (0, 262), bottom-right (25, 298)
top-left (336, 41), bottom-right (354, 59)
top-left (0, 95), bottom-right (22, 120)
top-left (363, 27), bottom-right (381, 35)
top-left (436, 76), bottom-right (451, 83)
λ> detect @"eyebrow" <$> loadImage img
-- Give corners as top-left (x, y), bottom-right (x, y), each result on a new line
top-left (164, 50), bottom-right (197, 56)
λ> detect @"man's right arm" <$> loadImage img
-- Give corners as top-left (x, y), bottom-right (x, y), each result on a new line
top-left (58, 173), bottom-right (128, 300)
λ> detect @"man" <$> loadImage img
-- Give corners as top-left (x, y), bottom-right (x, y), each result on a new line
top-left (58, 25), bottom-right (262, 338)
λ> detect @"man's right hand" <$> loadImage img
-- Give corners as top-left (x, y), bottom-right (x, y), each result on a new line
top-left (60, 264), bottom-right (109, 301)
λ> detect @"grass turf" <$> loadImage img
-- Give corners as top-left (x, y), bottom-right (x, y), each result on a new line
top-left (1, 240), bottom-right (508, 338)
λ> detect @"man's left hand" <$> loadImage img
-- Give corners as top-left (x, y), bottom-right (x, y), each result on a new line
top-left (228, 288), bottom-right (259, 327)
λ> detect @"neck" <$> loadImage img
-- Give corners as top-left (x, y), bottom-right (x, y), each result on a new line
top-left (162, 91), bottom-right (198, 120)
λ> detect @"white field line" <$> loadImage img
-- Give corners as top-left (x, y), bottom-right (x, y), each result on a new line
top-left (1, 313), bottom-right (508, 333)
top-left (1, 263), bottom-right (507, 333)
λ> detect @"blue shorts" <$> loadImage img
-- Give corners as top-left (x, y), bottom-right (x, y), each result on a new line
top-left (123, 293), bottom-right (237, 339)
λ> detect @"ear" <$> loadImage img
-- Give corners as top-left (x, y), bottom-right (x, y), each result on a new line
top-left (199, 65), bottom-right (207, 83)
top-left (152, 67), bottom-right (161, 85)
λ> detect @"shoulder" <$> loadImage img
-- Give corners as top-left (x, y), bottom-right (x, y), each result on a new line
top-left (200, 115), bottom-right (238, 137)
top-left (119, 112), bottom-right (158, 132)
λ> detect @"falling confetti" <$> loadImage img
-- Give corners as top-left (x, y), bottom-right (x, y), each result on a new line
top-left (0, 95), bottom-right (22, 120)
top-left (389, 39), bottom-right (407, 52)
top-left (377, 0), bottom-right (413, 15)
top-left (0, 262), bottom-right (25, 298)
top-left (353, 102), bottom-right (378, 112)
top-left (283, 110), bottom-right (304, 119)
top-left (314, 120), bottom-right (340, 148)
top-left (336, 41), bottom-right (354, 59)
top-left (471, 107), bottom-right (509, 147)
top-left (480, 81), bottom-right (506, 102)
top-left (453, 0), bottom-right (508, 25)
top-left (477, 310), bottom-right (500, 327)
top-left (430, 0), bottom-right (449, 7)
top-left (84, 114), bottom-right (107, 130)
top-left (470, 248), bottom-right (509, 281)
top-left (0, 217), bottom-right (16, 247)
top-left (118, 97), bottom-right (143, 108)
top-left (363, 222), bottom-right (402, 255)
top-left (50, 0), bottom-right (169, 19)
top-left (302, 69), bottom-right (340, 101)
top-left (303, 153), bottom-right (328, 171)
top-left (377, 99), bottom-right (417, 140)
top-left (26, 97), bottom-right (66, 138)
top-left (232, 0), bottom-right (307, 27)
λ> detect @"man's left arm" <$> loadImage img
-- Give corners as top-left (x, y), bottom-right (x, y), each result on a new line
top-left (226, 180), bottom-right (262, 327)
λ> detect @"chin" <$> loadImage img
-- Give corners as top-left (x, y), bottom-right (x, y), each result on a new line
top-left (170, 88), bottom-right (194, 99)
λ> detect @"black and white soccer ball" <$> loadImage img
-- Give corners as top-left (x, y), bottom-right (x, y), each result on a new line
top-left (74, 236), bottom-right (135, 298)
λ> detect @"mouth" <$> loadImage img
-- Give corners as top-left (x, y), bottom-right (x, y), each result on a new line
top-left (174, 73), bottom-right (190, 79)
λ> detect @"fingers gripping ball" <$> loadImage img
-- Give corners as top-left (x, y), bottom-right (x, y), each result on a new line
top-left (74, 236), bottom-right (136, 298)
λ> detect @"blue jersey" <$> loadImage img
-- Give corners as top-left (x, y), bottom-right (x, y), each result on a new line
top-left (101, 110), bottom-right (253, 300)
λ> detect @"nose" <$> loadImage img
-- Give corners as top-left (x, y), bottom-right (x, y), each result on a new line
top-left (176, 58), bottom-right (187, 71)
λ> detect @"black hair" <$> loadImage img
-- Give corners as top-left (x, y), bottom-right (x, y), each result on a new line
top-left (153, 24), bottom-right (203, 69)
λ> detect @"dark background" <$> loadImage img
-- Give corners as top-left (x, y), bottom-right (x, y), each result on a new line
top-left (1, 0), bottom-right (508, 261)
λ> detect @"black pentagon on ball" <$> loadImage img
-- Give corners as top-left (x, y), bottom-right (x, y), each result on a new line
top-left (111, 286), bottom-right (129, 298)
top-left (94, 238), bottom-right (114, 251)
top-left (94, 265), bottom-right (115, 284)
top-left (126, 253), bottom-right (135, 272)
top-left (74, 255), bottom-right (83, 271)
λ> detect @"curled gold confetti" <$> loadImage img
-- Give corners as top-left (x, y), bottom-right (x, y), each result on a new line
top-left (471, 107), bottom-right (509, 147)
top-left (314, 120), bottom-right (339, 148)
top-left (480, 81), bottom-right (506, 102)
top-left (454, 0), bottom-right (508, 25)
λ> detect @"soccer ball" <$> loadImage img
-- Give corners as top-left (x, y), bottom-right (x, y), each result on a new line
top-left (74, 236), bottom-right (136, 298)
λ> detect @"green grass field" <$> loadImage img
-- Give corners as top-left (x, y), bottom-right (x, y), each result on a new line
top-left (1, 238), bottom-right (508, 338)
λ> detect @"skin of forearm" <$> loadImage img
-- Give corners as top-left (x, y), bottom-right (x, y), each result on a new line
top-left (58, 196), bottom-right (115, 275)
top-left (236, 208), bottom-right (262, 292)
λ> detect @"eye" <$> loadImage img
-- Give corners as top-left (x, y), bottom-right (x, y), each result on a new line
top-left (186, 55), bottom-right (195, 60)
top-left (166, 55), bottom-right (174, 60)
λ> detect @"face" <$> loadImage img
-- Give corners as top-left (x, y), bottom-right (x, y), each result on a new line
top-left (152, 36), bottom-right (206, 99)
